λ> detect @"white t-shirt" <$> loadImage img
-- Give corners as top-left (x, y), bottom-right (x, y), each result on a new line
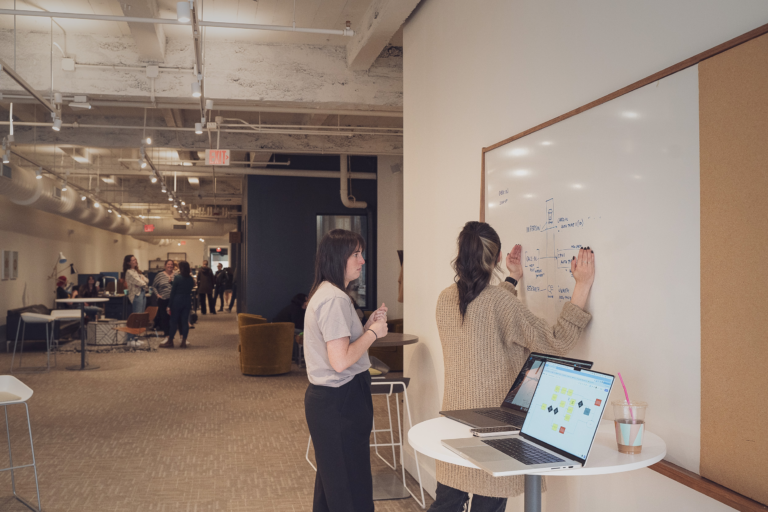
top-left (304, 281), bottom-right (370, 387)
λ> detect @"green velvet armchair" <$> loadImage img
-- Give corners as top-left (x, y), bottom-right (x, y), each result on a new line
top-left (238, 315), bottom-right (294, 376)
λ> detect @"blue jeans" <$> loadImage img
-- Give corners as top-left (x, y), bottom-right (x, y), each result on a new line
top-left (128, 293), bottom-right (146, 340)
top-left (427, 483), bottom-right (507, 512)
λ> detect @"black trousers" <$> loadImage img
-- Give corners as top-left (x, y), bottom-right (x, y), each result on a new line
top-left (155, 298), bottom-right (170, 335)
top-left (305, 371), bottom-right (374, 512)
top-left (213, 287), bottom-right (226, 311)
top-left (428, 482), bottom-right (507, 512)
top-left (169, 299), bottom-right (191, 341)
top-left (228, 285), bottom-right (237, 311)
top-left (198, 292), bottom-right (215, 314)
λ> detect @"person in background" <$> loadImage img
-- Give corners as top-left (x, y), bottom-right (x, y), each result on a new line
top-left (152, 259), bottom-right (176, 345)
top-left (227, 266), bottom-right (238, 313)
top-left (274, 293), bottom-right (308, 361)
top-left (55, 276), bottom-right (73, 308)
top-left (77, 276), bottom-right (102, 320)
top-left (196, 260), bottom-right (215, 315)
top-left (223, 266), bottom-right (234, 311)
top-left (160, 260), bottom-right (195, 349)
top-left (429, 221), bottom-right (595, 512)
top-left (123, 254), bottom-right (149, 347)
top-left (303, 229), bottom-right (389, 512)
top-left (213, 263), bottom-right (227, 312)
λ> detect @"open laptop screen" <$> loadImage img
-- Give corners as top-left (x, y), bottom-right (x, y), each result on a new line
top-left (521, 362), bottom-right (614, 461)
top-left (501, 353), bottom-right (593, 413)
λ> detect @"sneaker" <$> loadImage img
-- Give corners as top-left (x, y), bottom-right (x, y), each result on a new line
top-left (160, 337), bottom-right (169, 344)
top-left (126, 340), bottom-right (137, 348)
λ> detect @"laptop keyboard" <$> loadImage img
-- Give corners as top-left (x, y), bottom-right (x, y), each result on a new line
top-left (482, 438), bottom-right (564, 465)
top-left (474, 409), bottom-right (525, 428)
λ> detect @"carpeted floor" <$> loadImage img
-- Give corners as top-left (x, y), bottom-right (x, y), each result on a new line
top-left (0, 312), bottom-right (432, 511)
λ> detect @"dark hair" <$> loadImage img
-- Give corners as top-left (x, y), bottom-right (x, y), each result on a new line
top-left (453, 221), bottom-right (502, 319)
top-left (178, 260), bottom-right (191, 278)
top-left (309, 229), bottom-right (365, 300)
top-left (122, 255), bottom-right (136, 279)
top-left (291, 293), bottom-right (308, 305)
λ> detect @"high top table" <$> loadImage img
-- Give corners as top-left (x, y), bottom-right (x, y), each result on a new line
top-left (55, 298), bottom-right (109, 371)
top-left (408, 417), bottom-right (666, 512)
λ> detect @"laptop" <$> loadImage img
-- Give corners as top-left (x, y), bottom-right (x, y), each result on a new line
top-left (440, 353), bottom-right (593, 429)
top-left (442, 361), bottom-right (614, 476)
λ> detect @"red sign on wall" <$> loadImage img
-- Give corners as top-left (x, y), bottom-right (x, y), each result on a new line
top-left (144, 224), bottom-right (155, 232)
top-left (205, 149), bottom-right (230, 166)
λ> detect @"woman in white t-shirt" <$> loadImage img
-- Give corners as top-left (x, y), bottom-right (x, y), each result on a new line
top-left (303, 229), bottom-right (389, 512)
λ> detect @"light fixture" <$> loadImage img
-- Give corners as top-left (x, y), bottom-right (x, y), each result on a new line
top-left (194, 122), bottom-right (203, 134)
top-left (186, 222), bottom-right (190, 225)
top-left (58, 252), bottom-right (67, 264)
top-left (117, 213), bottom-right (122, 218)
top-left (177, 1), bottom-right (191, 23)
top-left (191, 81), bottom-right (201, 98)
top-left (150, 174), bottom-right (157, 183)
top-left (81, 194), bottom-right (87, 201)
top-left (161, 185), bottom-right (167, 193)
top-left (140, 158), bottom-right (147, 169)
top-left (35, 168), bottom-right (42, 179)
top-left (168, 195), bottom-right (173, 201)
top-left (205, 99), bottom-right (214, 110)
top-left (199, 238), bottom-right (205, 242)
top-left (2, 152), bottom-right (9, 164)
top-left (107, 209), bottom-right (112, 213)
top-left (54, 92), bottom-right (62, 104)
top-left (62, 181), bottom-right (68, 191)
top-left (70, 96), bottom-right (91, 109)
top-left (181, 201), bottom-right (185, 205)
top-left (173, 204), bottom-right (178, 209)
top-left (52, 118), bottom-right (62, 131)
top-left (146, 137), bottom-right (152, 145)
top-left (93, 199), bottom-right (100, 208)
top-left (177, 242), bottom-right (181, 246)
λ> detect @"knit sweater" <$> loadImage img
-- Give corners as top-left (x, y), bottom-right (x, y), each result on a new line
top-left (435, 280), bottom-right (592, 498)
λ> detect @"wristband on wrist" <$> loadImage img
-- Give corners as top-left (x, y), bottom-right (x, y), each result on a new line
top-left (506, 276), bottom-right (518, 287)
top-left (367, 328), bottom-right (378, 340)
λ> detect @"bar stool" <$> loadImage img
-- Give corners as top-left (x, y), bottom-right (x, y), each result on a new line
top-left (11, 313), bottom-right (56, 373)
top-left (0, 375), bottom-right (43, 511)
top-left (306, 376), bottom-right (426, 508)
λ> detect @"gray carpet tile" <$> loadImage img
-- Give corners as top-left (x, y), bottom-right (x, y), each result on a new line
top-left (0, 312), bottom-right (432, 511)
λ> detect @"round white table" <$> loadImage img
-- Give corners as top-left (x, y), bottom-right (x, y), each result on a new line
top-left (55, 298), bottom-right (109, 371)
top-left (408, 417), bottom-right (666, 511)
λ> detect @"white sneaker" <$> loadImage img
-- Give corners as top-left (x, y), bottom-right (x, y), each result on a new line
top-left (126, 340), bottom-right (137, 348)
top-left (160, 337), bottom-right (169, 344)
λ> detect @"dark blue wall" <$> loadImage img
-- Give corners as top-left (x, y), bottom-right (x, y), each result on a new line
top-left (244, 166), bottom-right (377, 321)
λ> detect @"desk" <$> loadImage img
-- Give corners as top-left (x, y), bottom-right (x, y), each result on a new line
top-left (55, 298), bottom-right (109, 371)
top-left (408, 417), bottom-right (666, 512)
top-left (371, 333), bottom-right (418, 348)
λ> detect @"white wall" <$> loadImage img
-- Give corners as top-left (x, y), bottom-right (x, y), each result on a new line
top-left (144, 237), bottom-right (230, 269)
top-left (0, 196), bottom-right (149, 338)
top-left (402, 0), bottom-right (768, 509)
top-left (377, 155), bottom-right (404, 319)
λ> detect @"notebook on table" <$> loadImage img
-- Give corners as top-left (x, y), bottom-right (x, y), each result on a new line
top-left (441, 361), bottom-right (614, 476)
top-left (440, 352), bottom-right (593, 429)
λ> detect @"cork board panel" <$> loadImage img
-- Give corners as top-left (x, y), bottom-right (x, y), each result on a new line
top-left (700, 33), bottom-right (768, 506)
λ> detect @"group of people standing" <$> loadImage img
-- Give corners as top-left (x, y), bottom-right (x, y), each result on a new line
top-left (194, 261), bottom-right (234, 314)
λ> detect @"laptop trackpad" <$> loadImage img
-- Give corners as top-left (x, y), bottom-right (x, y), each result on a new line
top-left (461, 446), bottom-right (510, 463)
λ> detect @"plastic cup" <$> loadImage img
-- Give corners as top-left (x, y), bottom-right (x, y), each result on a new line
top-left (612, 400), bottom-right (647, 454)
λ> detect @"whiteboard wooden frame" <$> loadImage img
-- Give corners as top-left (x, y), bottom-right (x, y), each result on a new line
top-left (478, 22), bottom-right (768, 512)
top-left (480, 21), bottom-right (768, 222)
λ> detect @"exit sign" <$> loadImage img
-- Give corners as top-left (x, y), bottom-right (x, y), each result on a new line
top-left (144, 224), bottom-right (155, 232)
top-left (205, 149), bottom-right (230, 166)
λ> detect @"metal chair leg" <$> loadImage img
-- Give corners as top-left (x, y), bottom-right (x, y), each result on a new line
top-left (11, 320), bottom-right (22, 373)
top-left (4, 405), bottom-right (16, 495)
top-left (23, 403), bottom-right (42, 511)
top-left (306, 436), bottom-right (316, 471)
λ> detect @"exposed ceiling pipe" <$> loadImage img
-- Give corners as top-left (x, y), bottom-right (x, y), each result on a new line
top-left (59, 167), bottom-right (377, 179)
top-left (0, 162), bottom-right (134, 234)
top-left (0, 9), bottom-right (355, 36)
top-left (0, 121), bottom-right (402, 138)
top-left (0, 95), bottom-right (402, 117)
top-left (125, 218), bottom-right (236, 237)
top-left (339, 155), bottom-right (367, 209)
top-left (0, 57), bottom-right (57, 115)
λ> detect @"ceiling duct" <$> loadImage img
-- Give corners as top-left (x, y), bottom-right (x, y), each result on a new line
top-left (126, 217), bottom-right (236, 237)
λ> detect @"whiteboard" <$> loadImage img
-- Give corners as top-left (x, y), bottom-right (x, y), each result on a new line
top-left (484, 66), bottom-right (700, 471)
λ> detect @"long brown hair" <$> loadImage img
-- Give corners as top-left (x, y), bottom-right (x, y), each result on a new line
top-left (309, 229), bottom-right (365, 301)
top-left (453, 221), bottom-right (502, 319)
top-left (122, 254), bottom-right (138, 279)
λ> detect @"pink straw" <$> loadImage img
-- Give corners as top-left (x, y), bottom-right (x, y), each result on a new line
top-left (617, 372), bottom-right (635, 421)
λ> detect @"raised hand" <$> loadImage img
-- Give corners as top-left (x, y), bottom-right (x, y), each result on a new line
top-left (571, 247), bottom-right (595, 288)
top-left (506, 244), bottom-right (523, 281)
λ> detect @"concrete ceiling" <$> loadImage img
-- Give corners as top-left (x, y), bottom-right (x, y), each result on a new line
top-left (0, 0), bottom-right (414, 227)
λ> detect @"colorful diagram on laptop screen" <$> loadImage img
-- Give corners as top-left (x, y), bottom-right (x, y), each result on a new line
top-left (521, 362), bottom-right (613, 460)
